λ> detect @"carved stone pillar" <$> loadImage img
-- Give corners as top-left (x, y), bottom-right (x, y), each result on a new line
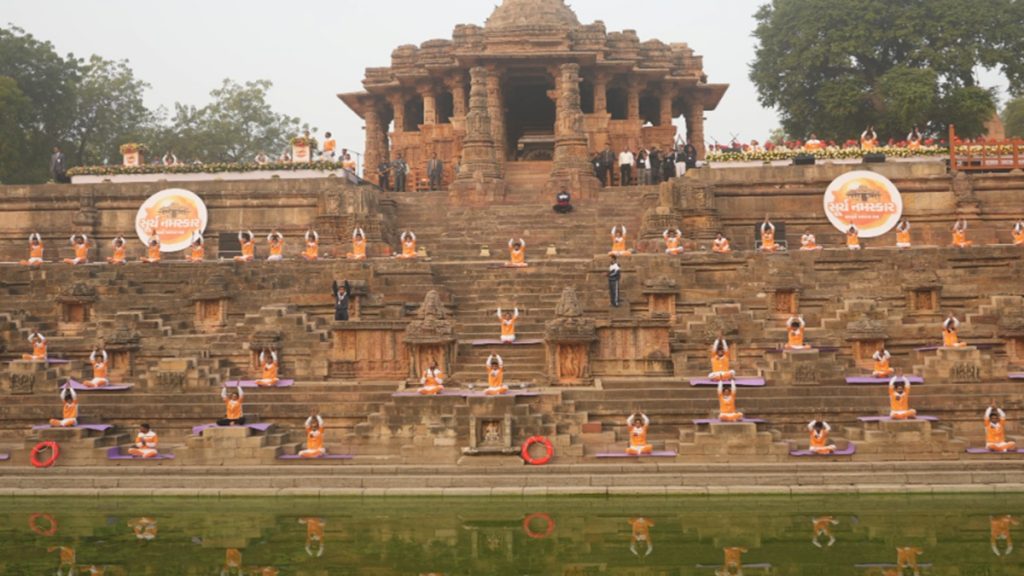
top-left (659, 87), bottom-right (676, 127)
top-left (446, 74), bottom-right (467, 118)
top-left (419, 85), bottom-right (437, 126)
top-left (388, 93), bottom-right (406, 134)
top-left (627, 78), bottom-right (644, 120)
top-left (449, 66), bottom-right (505, 205)
top-left (364, 102), bottom-right (385, 182)
top-left (685, 101), bottom-right (706, 159)
top-left (593, 72), bottom-right (609, 115)
top-left (485, 66), bottom-right (507, 163)
top-left (546, 63), bottom-right (601, 199)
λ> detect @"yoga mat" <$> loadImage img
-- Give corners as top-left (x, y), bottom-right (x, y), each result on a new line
top-left (106, 447), bottom-right (175, 460)
top-left (857, 415), bottom-right (938, 423)
top-left (224, 379), bottom-right (295, 389)
top-left (65, 379), bottom-right (134, 391)
top-left (32, 424), bottom-right (111, 432)
top-left (278, 453), bottom-right (354, 460)
top-left (46, 359), bottom-right (70, 365)
top-left (595, 451), bottom-right (677, 459)
top-left (790, 444), bottom-right (857, 457)
top-left (191, 422), bottom-right (273, 436)
top-left (845, 376), bottom-right (924, 385)
top-left (692, 418), bottom-right (767, 425)
top-left (690, 377), bottom-right (766, 387)
top-left (965, 447), bottom-right (1024, 454)
top-left (0, 454), bottom-right (9, 461)
top-left (855, 564), bottom-right (932, 569)
top-left (470, 338), bottom-right (544, 346)
top-left (1009, 373), bottom-right (1024, 380)
top-left (393, 389), bottom-right (539, 398)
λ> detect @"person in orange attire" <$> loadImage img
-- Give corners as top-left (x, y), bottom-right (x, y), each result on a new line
top-left (812, 516), bottom-right (838, 548)
top-left (497, 307), bottom-right (519, 343)
top-left (712, 233), bottom-right (732, 253)
top-left (302, 230), bottom-right (319, 261)
top-left (629, 516), bottom-right (655, 557)
top-left (807, 419), bottom-right (836, 454)
top-left (888, 372), bottom-right (917, 420)
top-left (663, 228), bottom-right (684, 255)
top-left (300, 517), bottom-right (326, 558)
top-left (759, 217), bottom-right (778, 252)
top-left (846, 225), bottom-right (862, 250)
top-left (63, 234), bottom-right (91, 265)
top-left (299, 412), bottom-right (326, 458)
top-left (347, 228), bottom-right (367, 260)
top-left (418, 360), bottom-right (444, 395)
top-left (128, 423), bottom-right (159, 458)
top-left (397, 231), bottom-right (417, 259)
top-left (804, 134), bottom-right (824, 151)
top-left (139, 232), bottom-right (161, 264)
top-left (256, 348), bottom-right (279, 387)
top-left (266, 231), bottom-right (284, 262)
top-left (860, 126), bottom-right (878, 150)
top-left (709, 338), bottom-right (735, 382)
top-left (49, 385), bottom-right (78, 427)
top-left (785, 316), bottom-right (809, 350)
top-left (223, 548), bottom-right (243, 575)
top-left (187, 234), bottom-right (205, 262)
top-left (872, 345), bottom-right (894, 378)
top-left (218, 384), bottom-right (245, 426)
top-left (1013, 221), bottom-right (1024, 246)
top-left (626, 413), bottom-right (653, 455)
top-left (507, 238), bottom-right (527, 267)
top-left (485, 354), bottom-right (507, 396)
top-left (896, 219), bottom-right (912, 249)
top-left (718, 380), bottom-right (743, 422)
top-left (943, 314), bottom-right (966, 348)
top-left (896, 547), bottom-right (923, 575)
top-left (20, 233), bottom-right (44, 266)
top-left (952, 218), bottom-right (972, 248)
top-left (129, 517), bottom-right (158, 542)
top-left (107, 235), bottom-right (127, 264)
top-left (48, 546), bottom-right (76, 575)
top-left (609, 225), bottom-right (629, 256)
top-left (23, 331), bottom-right (47, 361)
top-left (985, 406), bottom-right (1016, 453)
top-left (234, 230), bottom-right (255, 262)
top-left (800, 230), bottom-right (820, 251)
top-left (84, 348), bottom-right (109, 388)
top-left (719, 547), bottom-right (747, 576)
top-left (991, 514), bottom-right (1019, 557)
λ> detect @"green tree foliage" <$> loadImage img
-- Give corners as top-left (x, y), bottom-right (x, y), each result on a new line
top-left (0, 77), bottom-right (33, 184)
top-left (750, 0), bottom-right (1022, 141)
top-left (1002, 98), bottom-right (1024, 139)
top-left (68, 56), bottom-right (155, 166)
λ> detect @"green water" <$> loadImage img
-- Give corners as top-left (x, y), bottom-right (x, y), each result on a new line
top-left (0, 495), bottom-right (1020, 575)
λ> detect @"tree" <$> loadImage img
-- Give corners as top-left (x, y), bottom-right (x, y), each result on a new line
top-left (750, 0), bottom-right (1021, 141)
top-left (1003, 98), bottom-right (1024, 139)
top-left (0, 76), bottom-right (33, 184)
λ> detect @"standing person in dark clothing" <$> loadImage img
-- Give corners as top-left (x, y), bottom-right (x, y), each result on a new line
top-left (427, 153), bottom-right (443, 191)
top-left (377, 161), bottom-right (391, 191)
top-left (608, 254), bottom-right (622, 307)
top-left (392, 153), bottom-right (408, 192)
top-left (597, 143), bottom-right (615, 187)
top-left (662, 151), bottom-right (677, 181)
top-left (683, 142), bottom-right (698, 170)
top-left (332, 279), bottom-right (351, 321)
top-left (50, 146), bottom-right (68, 183)
top-left (649, 147), bottom-right (662, 183)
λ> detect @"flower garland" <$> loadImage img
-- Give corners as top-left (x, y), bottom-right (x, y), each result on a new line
top-left (68, 160), bottom-right (350, 177)
top-left (119, 143), bottom-right (150, 155)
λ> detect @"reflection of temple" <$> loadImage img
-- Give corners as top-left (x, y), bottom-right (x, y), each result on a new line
top-left (339, 0), bottom-right (727, 191)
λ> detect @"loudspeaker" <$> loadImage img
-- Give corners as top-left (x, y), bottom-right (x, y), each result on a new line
top-left (863, 153), bottom-right (887, 163)
top-left (793, 154), bottom-right (816, 166)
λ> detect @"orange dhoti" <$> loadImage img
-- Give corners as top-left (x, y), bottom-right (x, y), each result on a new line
top-left (627, 423), bottom-right (652, 455)
top-left (418, 368), bottom-right (444, 395)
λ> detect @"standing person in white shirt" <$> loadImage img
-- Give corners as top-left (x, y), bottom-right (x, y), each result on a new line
top-left (608, 254), bottom-right (622, 307)
top-left (618, 148), bottom-right (634, 186)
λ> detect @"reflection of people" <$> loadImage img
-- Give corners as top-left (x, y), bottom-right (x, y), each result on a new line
top-left (716, 547), bottom-right (747, 576)
top-left (418, 360), bottom-right (444, 395)
top-left (985, 406), bottom-right (1016, 452)
top-left (991, 514), bottom-right (1018, 556)
top-left (300, 517), bottom-right (325, 557)
top-left (895, 546), bottom-right (923, 575)
top-left (812, 516), bottom-right (838, 548)
top-left (872, 345), bottom-right (894, 377)
top-left (48, 545), bottom-right (76, 576)
top-left (629, 517), bottom-right (655, 557)
top-left (717, 380), bottom-right (743, 422)
top-left (888, 372), bottom-right (917, 420)
top-left (129, 517), bottom-right (158, 542)
top-left (222, 548), bottom-right (243, 576)
top-left (50, 385), bottom-right (79, 427)
top-left (626, 413), bottom-right (652, 455)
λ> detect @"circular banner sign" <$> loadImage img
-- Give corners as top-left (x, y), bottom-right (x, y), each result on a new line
top-left (823, 171), bottom-right (903, 238)
top-left (135, 188), bottom-right (208, 252)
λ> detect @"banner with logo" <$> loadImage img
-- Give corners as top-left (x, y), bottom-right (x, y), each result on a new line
top-left (823, 171), bottom-right (903, 238)
top-left (135, 188), bottom-right (208, 252)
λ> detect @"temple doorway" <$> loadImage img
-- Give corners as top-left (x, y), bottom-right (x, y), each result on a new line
top-left (504, 74), bottom-right (556, 161)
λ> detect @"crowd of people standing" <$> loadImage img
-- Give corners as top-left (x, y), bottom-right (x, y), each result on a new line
top-left (591, 141), bottom-right (699, 187)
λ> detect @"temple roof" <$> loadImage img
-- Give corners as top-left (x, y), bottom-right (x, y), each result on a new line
top-left (485, 0), bottom-right (580, 30)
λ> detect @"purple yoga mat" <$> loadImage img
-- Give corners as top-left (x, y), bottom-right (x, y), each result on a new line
top-left (393, 389), bottom-right (539, 398)
top-left (692, 418), bottom-right (767, 425)
top-left (965, 447), bottom-right (1024, 454)
top-left (106, 446), bottom-right (175, 460)
top-left (64, 379), bottom-right (134, 391)
top-left (595, 451), bottom-right (677, 459)
top-left (857, 415), bottom-right (938, 422)
top-left (278, 453), bottom-right (353, 460)
top-left (855, 564), bottom-right (932, 569)
top-left (470, 338), bottom-right (544, 346)
top-left (790, 444), bottom-right (857, 457)
top-left (191, 422), bottom-right (273, 436)
top-left (0, 454), bottom-right (9, 461)
top-left (1010, 373), bottom-right (1024, 380)
top-left (846, 375), bottom-right (924, 385)
top-left (690, 378), bottom-right (766, 387)
top-left (32, 424), bottom-right (111, 432)
top-left (224, 379), bottom-right (295, 389)
top-left (46, 359), bottom-right (70, 365)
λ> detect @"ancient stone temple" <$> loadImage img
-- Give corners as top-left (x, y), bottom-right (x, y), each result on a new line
top-left (338, 0), bottom-right (728, 193)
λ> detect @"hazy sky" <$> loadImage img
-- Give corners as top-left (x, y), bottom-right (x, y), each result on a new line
top-left (4, 0), bottom-right (1009, 156)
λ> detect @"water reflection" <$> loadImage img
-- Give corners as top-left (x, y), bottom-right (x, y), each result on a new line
top-left (1, 496), bottom-right (1021, 575)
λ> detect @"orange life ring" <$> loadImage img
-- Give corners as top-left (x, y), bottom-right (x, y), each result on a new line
top-left (30, 441), bottom-right (59, 468)
top-left (29, 513), bottom-right (58, 536)
top-left (523, 513), bottom-right (555, 539)
top-left (521, 436), bottom-right (553, 466)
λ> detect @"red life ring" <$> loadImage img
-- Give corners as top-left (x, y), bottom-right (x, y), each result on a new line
top-left (522, 513), bottom-right (556, 539)
top-left (29, 513), bottom-right (58, 536)
top-left (30, 441), bottom-right (59, 468)
top-left (521, 436), bottom-right (553, 466)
